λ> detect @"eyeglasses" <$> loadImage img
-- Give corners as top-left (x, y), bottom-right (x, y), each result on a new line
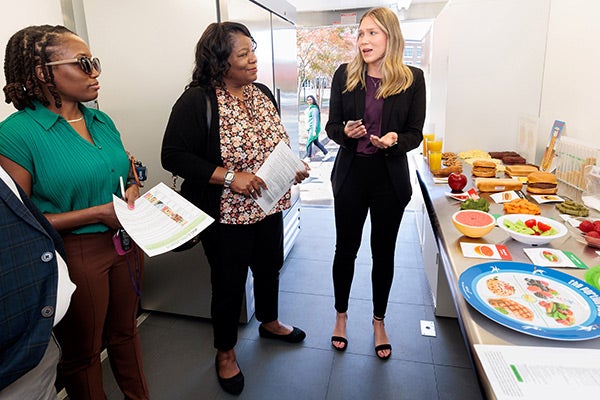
top-left (45, 56), bottom-right (101, 75)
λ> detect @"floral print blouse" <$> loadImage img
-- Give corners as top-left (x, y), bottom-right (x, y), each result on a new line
top-left (217, 84), bottom-right (291, 224)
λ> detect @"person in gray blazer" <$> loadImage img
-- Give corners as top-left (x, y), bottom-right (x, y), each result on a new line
top-left (0, 166), bottom-right (75, 399)
top-left (325, 7), bottom-right (426, 360)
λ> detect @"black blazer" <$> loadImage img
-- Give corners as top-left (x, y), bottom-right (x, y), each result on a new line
top-left (325, 64), bottom-right (426, 205)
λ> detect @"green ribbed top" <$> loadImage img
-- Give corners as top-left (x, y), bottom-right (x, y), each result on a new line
top-left (0, 101), bottom-right (129, 234)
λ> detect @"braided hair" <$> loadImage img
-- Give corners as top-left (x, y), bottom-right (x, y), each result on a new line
top-left (3, 25), bottom-right (74, 110)
top-left (189, 22), bottom-right (255, 90)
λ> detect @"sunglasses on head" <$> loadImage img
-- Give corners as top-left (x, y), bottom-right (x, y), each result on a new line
top-left (45, 56), bottom-right (101, 75)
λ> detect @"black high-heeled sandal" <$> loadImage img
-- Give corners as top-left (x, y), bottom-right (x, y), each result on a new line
top-left (373, 316), bottom-right (392, 360)
top-left (331, 312), bottom-right (348, 351)
top-left (331, 336), bottom-right (348, 352)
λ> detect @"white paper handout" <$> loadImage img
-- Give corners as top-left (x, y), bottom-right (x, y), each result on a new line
top-left (113, 182), bottom-right (214, 257)
top-left (254, 141), bottom-right (305, 213)
top-left (474, 344), bottom-right (600, 399)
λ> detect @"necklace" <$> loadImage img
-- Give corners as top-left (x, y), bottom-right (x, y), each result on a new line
top-left (66, 115), bottom-right (84, 123)
top-left (368, 76), bottom-right (381, 88)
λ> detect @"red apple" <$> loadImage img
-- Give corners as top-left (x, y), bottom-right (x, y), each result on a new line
top-left (448, 172), bottom-right (467, 192)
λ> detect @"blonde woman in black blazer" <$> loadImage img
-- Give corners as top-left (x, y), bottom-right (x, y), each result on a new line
top-left (325, 7), bottom-right (425, 360)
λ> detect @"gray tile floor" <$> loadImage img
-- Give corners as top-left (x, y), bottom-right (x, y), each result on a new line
top-left (101, 206), bottom-right (484, 399)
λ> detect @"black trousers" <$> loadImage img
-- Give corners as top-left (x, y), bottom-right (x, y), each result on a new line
top-left (332, 154), bottom-right (407, 318)
top-left (202, 212), bottom-right (284, 351)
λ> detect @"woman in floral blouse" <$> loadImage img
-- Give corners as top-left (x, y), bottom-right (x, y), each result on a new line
top-left (161, 22), bottom-right (309, 396)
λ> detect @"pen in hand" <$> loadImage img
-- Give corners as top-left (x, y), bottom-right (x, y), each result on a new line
top-left (120, 176), bottom-right (135, 209)
top-left (119, 176), bottom-right (126, 200)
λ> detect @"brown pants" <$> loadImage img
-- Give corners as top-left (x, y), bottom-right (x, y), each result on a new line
top-left (54, 231), bottom-right (149, 400)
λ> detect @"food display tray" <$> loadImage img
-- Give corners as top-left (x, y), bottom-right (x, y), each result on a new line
top-left (459, 261), bottom-right (600, 340)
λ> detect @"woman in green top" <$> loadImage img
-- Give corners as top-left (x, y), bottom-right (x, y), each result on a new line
top-left (304, 95), bottom-right (329, 161)
top-left (0, 25), bottom-right (149, 399)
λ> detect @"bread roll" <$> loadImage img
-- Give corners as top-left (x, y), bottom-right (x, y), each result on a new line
top-left (476, 178), bottom-right (523, 192)
top-left (505, 164), bottom-right (539, 177)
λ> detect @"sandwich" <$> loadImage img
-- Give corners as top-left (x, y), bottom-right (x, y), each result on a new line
top-left (476, 178), bottom-right (523, 192)
top-left (472, 160), bottom-right (497, 177)
top-left (526, 171), bottom-right (558, 194)
top-left (505, 164), bottom-right (539, 177)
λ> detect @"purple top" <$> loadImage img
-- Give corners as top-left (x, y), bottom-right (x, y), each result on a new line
top-left (356, 76), bottom-right (384, 155)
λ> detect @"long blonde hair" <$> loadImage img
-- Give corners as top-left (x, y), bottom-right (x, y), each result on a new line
top-left (345, 7), bottom-right (413, 98)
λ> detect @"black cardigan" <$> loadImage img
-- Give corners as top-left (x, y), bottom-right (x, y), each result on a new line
top-left (161, 83), bottom-right (278, 220)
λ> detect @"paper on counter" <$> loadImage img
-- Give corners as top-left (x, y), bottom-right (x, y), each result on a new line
top-left (490, 191), bottom-right (520, 203)
top-left (474, 344), bottom-right (600, 399)
top-left (530, 194), bottom-right (565, 204)
top-left (254, 141), bottom-right (305, 214)
top-left (113, 182), bottom-right (214, 257)
top-left (522, 248), bottom-right (587, 269)
top-left (460, 242), bottom-right (512, 260)
top-left (445, 192), bottom-right (470, 201)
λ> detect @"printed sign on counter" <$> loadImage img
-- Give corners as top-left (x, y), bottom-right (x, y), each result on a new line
top-left (522, 248), bottom-right (587, 269)
top-left (460, 242), bottom-right (512, 260)
top-left (490, 191), bottom-right (520, 203)
top-left (530, 194), bottom-right (565, 204)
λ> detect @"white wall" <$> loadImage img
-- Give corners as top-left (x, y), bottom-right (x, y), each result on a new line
top-left (430, 0), bottom-right (549, 154)
top-left (427, 3), bottom-right (451, 136)
top-left (0, 1), bottom-right (64, 120)
top-left (429, 0), bottom-right (600, 163)
top-left (538, 0), bottom-right (600, 161)
top-left (82, 0), bottom-right (217, 189)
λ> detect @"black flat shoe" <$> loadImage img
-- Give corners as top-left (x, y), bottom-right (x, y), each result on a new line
top-left (258, 324), bottom-right (306, 343)
top-left (215, 356), bottom-right (244, 395)
top-left (331, 336), bottom-right (348, 352)
top-left (375, 343), bottom-right (392, 360)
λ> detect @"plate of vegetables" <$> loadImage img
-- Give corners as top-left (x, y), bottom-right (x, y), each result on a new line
top-left (497, 214), bottom-right (568, 245)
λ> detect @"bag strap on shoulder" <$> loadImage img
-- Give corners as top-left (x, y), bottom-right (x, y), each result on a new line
top-left (172, 93), bottom-right (211, 191)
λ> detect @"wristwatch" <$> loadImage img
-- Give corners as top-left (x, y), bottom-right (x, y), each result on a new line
top-left (223, 170), bottom-right (235, 188)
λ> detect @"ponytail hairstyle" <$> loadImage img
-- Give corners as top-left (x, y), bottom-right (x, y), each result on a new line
top-left (3, 24), bottom-right (75, 110)
top-left (345, 7), bottom-right (414, 98)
